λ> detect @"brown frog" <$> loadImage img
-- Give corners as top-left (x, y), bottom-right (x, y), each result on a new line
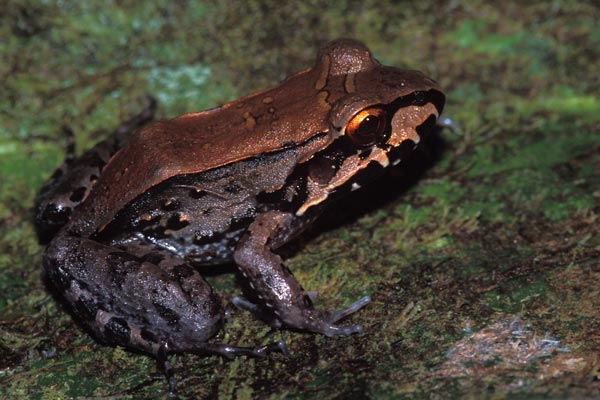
top-left (35, 39), bottom-right (444, 390)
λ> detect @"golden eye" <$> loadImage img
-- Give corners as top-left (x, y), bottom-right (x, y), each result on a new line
top-left (346, 107), bottom-right (387, 147)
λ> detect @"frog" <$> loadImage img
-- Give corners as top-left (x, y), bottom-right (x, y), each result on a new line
top-left (35, 38), bottom-right (444, 390)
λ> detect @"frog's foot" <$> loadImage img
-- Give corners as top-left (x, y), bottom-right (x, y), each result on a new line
top-left (157, 340), bottom-right (287, 397)
top-left (292, 295), bottom-right (371, 337)
top-left (327, 295), bottom-right (371, 323)
top-left (233, 295), bottom-right (371, 337)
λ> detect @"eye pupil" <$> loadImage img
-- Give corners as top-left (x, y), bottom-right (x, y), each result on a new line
top-left (358, 115), bottom-right (380, 137)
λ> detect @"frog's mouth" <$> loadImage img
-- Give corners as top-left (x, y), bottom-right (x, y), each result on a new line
top-left (296, 91), bottom-right (443, 216)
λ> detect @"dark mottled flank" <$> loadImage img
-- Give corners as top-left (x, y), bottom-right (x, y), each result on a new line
top-left (188, 189), bottom-right (207, 199)
top-left (224, 183), bottom-right (242, 194)
top-left (165, 213), bottom-right (190, 230)
top-left (161, 198), bottom-right (179, 211)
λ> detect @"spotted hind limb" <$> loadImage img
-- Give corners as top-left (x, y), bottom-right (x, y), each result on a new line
top-left (43, 232), bottom-right (286, 394)
top-left (233, 210), bottom-right (371, 337)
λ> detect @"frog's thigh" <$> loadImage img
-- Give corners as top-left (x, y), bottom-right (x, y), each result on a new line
top-left (44, 233), bottom-right (222, 355)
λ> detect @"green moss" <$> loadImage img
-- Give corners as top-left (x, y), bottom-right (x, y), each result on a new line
top-left (515, 90), bottom-right (600, 124)
top-left (482, 274), bottom-right (549, 314)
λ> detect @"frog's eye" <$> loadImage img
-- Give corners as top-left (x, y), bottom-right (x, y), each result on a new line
top-left (346, 107), bottom-right (388, 148)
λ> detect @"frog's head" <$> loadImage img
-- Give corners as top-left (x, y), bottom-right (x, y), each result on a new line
top-left (297, 39), bottom-right (445, 215)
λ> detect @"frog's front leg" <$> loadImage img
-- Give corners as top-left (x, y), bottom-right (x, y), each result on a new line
top-left (233, 210), bottom-right (371, 337)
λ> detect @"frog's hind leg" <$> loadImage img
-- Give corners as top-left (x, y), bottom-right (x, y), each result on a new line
top-left (44, 232), bottom-right (285, 393)
top-left (44, 233), bottom-right (220, 351)
top-left (35, 98), bottom-right (156, 242)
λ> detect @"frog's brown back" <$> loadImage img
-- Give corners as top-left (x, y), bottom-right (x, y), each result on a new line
top-left (72, 63), bottom-right (334, 234)
top-left (70, 39), bottom-right (436, 235)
